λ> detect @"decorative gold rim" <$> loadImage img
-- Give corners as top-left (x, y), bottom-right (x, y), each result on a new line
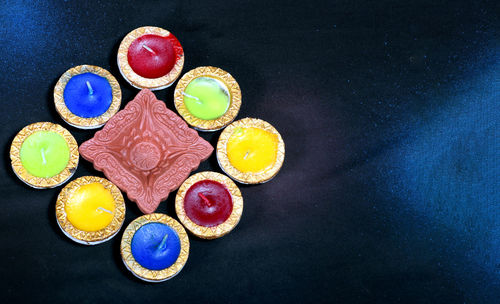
top-left (55, 176), bottom-right (126, 245)
top-left (10, 122), bottom-right (79, 189)
top-left (216, 118), bottom-right (285, 184)
top-left (54, 65), bottom-right (122, 129)
top-left (117, 26), bottom-right (184, 90)
top-left (175, 171), bottom-right (243, 239)
top-left (121, 213), bottom-right (189, 282)
top-left (174, 66), bottom-right (241, 131)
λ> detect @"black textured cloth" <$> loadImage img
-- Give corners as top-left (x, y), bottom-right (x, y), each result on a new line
top-left (0, 1), bottom-right (498, 303)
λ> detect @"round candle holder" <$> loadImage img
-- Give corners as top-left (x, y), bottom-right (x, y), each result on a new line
top-left (217, 118), bottom-right (285, 184)
top-left (175, 171), bottom-right (243, 239)
top-left (117, 26), bottom-right (184, 90)
top-left (174, 66), bottom-right (241, 131)
top-left (10, 122), bottom-right (79, 189)
top-left (55, 176), bottom-right (126, 245)
top-left (54, 65), bottom-right (122, 129)
top-left (121, 213), bottom-right (190, 282)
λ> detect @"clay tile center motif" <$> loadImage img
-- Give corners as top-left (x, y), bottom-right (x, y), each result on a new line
top-left (80, 89), bottom-right (213, 214)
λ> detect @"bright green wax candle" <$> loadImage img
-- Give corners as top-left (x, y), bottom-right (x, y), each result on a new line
top-left (183, 77), bottom-right (230, 120)
top-left (20, 131), bottom-right (70, 178)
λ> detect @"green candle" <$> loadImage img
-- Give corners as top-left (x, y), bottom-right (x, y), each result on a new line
top-left (183, 77), bottom-right (230, 120)
top-left (20, 131), bottom-right (70, 178)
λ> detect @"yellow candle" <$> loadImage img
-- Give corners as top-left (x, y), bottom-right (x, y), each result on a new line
top-left (65, 182), bottom-right (115, 232)
top-left (226, 127), bottom-right (278, 173)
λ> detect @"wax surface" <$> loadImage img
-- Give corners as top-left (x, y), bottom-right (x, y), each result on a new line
top-left (184, 180), bottom-right (233, 227)
top-left (131, 223), bottom-right (181, 270)
top-left (63, 73), bottom-right (113, 118)
top-left (65, 183), bottom-right (115, 232)
top-left (183, 77), bottom-right (230, 120)
top-left (227, 127), bottom-right (278, 173)
top-left (127, 34), bottom-right (175, 79)
top-left (20, 131), bottom-right (70, 178)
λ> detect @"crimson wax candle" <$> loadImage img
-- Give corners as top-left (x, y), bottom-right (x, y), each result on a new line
top-left (117, 26), bottom-right (184, 90)
top-left (175, 172), bottom-right (243, 239)
top-left (127, 35), bottom-right (176, 79)
top-left (184, 180), bottom-right (233, 227)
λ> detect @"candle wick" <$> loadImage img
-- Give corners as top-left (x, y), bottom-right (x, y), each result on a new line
top-left (86, 81), bottom-right (94, 95)
top-left (142, 44), bottom-right (156, 55)
top-left (243, 151), bottom-right (250, 160)
top-left (198, 193), bottom-right (212, 207)
top-left (41, 148), bottom-right (47, 165)
top-left (158, 233), bottom-right (169, 251)
top-left (97, 207), bottom-right (113, 215)
top-left (182, 92), bottom-right (203, 104)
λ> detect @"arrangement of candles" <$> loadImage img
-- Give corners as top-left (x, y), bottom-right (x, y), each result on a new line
top-left (9, 26), bottom-right (285, 281)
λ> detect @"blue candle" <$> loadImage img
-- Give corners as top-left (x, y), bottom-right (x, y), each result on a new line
top-left (131, 222), bottom-right (181, 270)
top-left (63, 72), bottom-right (113, 118)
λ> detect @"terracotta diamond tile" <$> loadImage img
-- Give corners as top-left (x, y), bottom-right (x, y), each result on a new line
top-left (80, 89), bottom-right (213, 214)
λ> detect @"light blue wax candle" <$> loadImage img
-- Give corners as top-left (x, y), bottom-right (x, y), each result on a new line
top-left (63, 73), bottom-right (113, 118)
top-left (131, 222), bottom-right (181, 270)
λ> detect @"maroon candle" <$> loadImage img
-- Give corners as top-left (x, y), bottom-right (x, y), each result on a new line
top-left (175, 172), bottom-right (244, 239)
top-left (117, 26), bottom-right (184, 90)
top-left (127, 34), bottom-right (176, 79)
top-left (184, 180), bottom-right (233, 227)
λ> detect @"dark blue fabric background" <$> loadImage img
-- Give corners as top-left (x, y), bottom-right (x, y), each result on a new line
top-left (0, 0), bottom-right (498, 303)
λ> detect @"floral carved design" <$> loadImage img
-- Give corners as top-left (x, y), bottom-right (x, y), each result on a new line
top-left (79, 89), bottom-right (213, 214)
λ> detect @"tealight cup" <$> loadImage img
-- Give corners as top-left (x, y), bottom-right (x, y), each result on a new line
top-left (217, 118), bottom-right (285, 184)
top-left (174, 66), bottom-right (241, 131)
top-left (54, 65), bottom-right (122, 129)
top-left (56, 176), bottom-right (125, 245)
top-left (117, 26), bottom-right (184, 90)
top-left (121, 213), bottom-right (189, 282)
top-left (10, 122), bottom-right (79, 189)
top-left (175, 171), bottom-right (243, 239)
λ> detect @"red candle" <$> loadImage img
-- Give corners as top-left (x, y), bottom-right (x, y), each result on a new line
top-left (117, 27), bottom-right (184, 90)
top-left (184, 180), bottom-right (233, 227)
top-left (175, 172), bottom-right (243, 239)
top-left (127, 34), bottom-right (177, 79)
